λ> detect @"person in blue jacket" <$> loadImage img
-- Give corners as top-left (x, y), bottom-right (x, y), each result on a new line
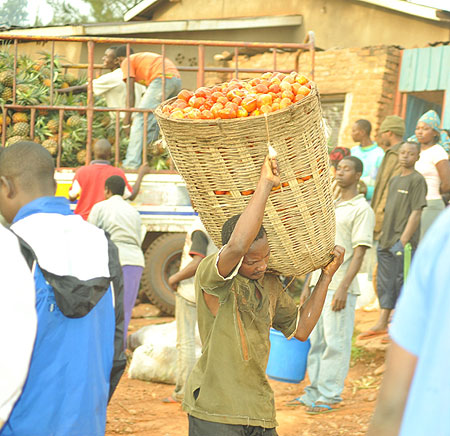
top-left (0, 141), bottom-right (126, 436)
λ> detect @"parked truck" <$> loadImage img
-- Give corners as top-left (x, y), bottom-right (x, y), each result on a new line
top-left (0, 33), bottom-right (315, 314)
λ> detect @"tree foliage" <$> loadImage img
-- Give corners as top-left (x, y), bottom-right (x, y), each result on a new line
top-left (46, 0), bottom-right (143, 24)
top-left (0, 0), bottom-right (29, 26)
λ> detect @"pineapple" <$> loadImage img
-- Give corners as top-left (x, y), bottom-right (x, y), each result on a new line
top-left (1, 87), bottom-right (13, 102)
top-left (63, 73), bottom-right (77, 86)
top-left (0, 71), bottom-right (13, 87)
top-left (13, 122), bottom-right (30, 137)
top-left (12, 112), bottom-right (29, 124)
top-left (0, 114), bottom-right (11, 126)
top-left (42, 139), bottom-right (58, 156)
top-left (6, 136), bottom-right (26, 146)
top-left (66, 115), bottom-right (82, 128)
top-left (47, 119), bottom-right (59, 134)
top-left (76, 149), bottom-right (87, 164)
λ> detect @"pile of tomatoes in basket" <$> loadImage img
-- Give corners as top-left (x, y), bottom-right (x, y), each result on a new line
top-left (162, 71), bottom-right (312, 120)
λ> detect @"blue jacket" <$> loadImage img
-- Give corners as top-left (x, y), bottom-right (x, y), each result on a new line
top-left (1, 197), bottom-right (126, 436)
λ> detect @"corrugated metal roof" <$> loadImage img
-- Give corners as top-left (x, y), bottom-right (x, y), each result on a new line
top-left (399, 46), bottom-right (450, 91)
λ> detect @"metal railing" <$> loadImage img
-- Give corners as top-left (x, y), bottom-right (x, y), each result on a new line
top-left (0, 32), bottom-right (315, 169)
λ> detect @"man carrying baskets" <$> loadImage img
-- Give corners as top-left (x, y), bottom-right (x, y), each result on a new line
top-left (182, 155), bottom-right (344, 435)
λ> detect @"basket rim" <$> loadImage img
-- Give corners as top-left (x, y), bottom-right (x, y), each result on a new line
top-left (155, 81), bottom-right (319, 124)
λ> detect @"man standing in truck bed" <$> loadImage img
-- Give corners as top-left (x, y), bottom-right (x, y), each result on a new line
top-left (116, 46), bottom-right (182, 169)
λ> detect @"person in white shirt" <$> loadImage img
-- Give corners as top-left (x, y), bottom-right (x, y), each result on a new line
top-left (57, 46), bottom-right (145, 117)
top-left (162, 216), bottom-right (216, 404)
top-left (0, 225), bottom-right (37, 430)
top-left (88, 175), bottom-right (145, 347)
top-left (411, 110), bottom-right (450, 239)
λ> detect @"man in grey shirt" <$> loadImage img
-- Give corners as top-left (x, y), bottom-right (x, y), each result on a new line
top-left (88, 175), bottom-right (145, 348)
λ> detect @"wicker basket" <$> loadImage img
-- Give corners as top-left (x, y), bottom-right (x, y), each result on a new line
top-left (155, 83), bottom-right (335, 276)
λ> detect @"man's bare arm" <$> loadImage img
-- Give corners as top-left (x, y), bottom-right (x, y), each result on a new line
top-left (217, 156), bottom-right (280, 278)
top-left (400, 210), bottom-right (422, 247)
top-left (366, 341), bottom-right (417, 436)
top-left (294, 246), bottom-right (345, 341)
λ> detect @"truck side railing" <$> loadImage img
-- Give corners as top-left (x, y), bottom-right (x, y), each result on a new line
top-left (0, 33), bottom-right (315, 169)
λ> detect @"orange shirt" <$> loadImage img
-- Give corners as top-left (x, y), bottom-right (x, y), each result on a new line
top-left (121, 52), bottom-right (180, 87)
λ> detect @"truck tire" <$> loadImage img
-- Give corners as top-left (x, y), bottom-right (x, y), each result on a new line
top-left (141, 233), bottom-right (185, 316)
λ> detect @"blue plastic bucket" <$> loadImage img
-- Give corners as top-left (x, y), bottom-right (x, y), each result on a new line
top-left (266, 328), bottom-right (310, 383)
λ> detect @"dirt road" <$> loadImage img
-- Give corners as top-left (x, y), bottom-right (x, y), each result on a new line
top-left (106, 305), bottom-right (385, 436)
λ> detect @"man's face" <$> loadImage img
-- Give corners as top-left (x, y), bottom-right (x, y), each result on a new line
top-left (238, 233), bottom-right (270, 281)
top-left (379, 131), bottom-right (392, 149)
top-left (335, 159), bottom-right (360, 188)
top-left (102, 49), bottom-right (119, 70)
top-left (351, 123), bottom-right (363, 143)
top-left (398, 143), bottom-right (419, 169)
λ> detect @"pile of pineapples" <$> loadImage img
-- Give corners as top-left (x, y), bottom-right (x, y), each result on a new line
top-left (0, 46), bottom-right (130, 167)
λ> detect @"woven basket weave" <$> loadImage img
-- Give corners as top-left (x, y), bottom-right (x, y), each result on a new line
top-left (155, 83), bottom-right (335, 276)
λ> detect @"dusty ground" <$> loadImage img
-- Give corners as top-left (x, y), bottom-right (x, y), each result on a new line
top-left (106, 305), bottom-right (386, 436)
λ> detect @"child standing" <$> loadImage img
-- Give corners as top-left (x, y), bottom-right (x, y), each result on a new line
top-left (359, 142), bottom-right (427, 339)
top-left (290, 156), bottom-right (375, 413)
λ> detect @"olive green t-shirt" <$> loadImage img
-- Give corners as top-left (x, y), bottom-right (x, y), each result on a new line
top-left (182, 250), bottom-right (299, 428)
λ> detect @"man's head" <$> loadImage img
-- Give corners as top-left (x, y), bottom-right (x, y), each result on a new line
top-left (115, 45), bottom-right (135, 65)
top-left (105, 175), bottom-right (125, 199)
top-left (335, 156), bottom-right (363, 189)
top-left (398, 141), bottom-right (420, 170)
top-left (379, 115), bottom-right (405, 149)
top-left (0, 141), bottom-right (56, 223)
top-left (351, 119), bottom-right (372, 143)
top-left (222, 214), bottom-right (269, 280)
top-left (93, 138), bottom-right (112, 161)
top-left (102, 46), bottom-right (121, 70)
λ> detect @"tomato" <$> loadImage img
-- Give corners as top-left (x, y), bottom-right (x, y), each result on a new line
top-left (203, 99), bottom-right (214, 110)
top-left (216, 96), bottom-right (229, 106)
top-left (195, 87), bottom-right (211, 99)
top-left (291, 83), bottom-right (301, 95)
top-left (257, 93), bottom-right (272, 108)
top-left (269, 83), bottom-right (281, 93)
top-left (177, 89), bottom-right (194, 102)
top-left (189, 96), bottom-right (206, 109)
top-left (271, 102), bottom-right (280, 112)
top-left (218, 107), bottom-right (237, 119)
top-left (201, 109), bottom-right (214, 119)
top-left (294, 94), bottom-right (305, 102)
top-left (237, 106), bottom-right (248, 117)
top-left (297, 86), bottom-right (311, 97)
top-left (260, 104), bottom-right (272, 114)
top-left (211, 103), bottom-right (224, 117)
top-left (296, 74), bottom-right (309, 85)
top-left (249, 109), bottom-right (261, 117)
top-left (280, 97), bottom-right (292, 109)
top-left (249, 78), bottom-right (261, 86)
top-left (170, 109), bottom-right (184, 119)
top-left (173, 99), bottom-right (188, 110)
top-left (280, 80), bottom-right (292, 92)
top-left (225, 101), bottom-right (239, 112)
top-left (211, 91), bottom-right (224, 102)
top-left (261, 72), bottom-right (273, 80)
top-left (187, 108), bottom-right (202, 119)
top-left (232, 96), bottom-right (243, 106)
top-left (282, 90), bottom-right (295, 101)
top-left (255, 84), bottom-right (269, 94)
top-left (241, 96), bottom-right (257, 113)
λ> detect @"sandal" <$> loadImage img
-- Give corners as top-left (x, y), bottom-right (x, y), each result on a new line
top-left (357, 329), bottom-right (388, 340)
top-left (306, 402), bottom-right (337, 415)
top-left (286, 397), bottom-right (308, 407)
top-left (162, 395), bottom-right (180, 404)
